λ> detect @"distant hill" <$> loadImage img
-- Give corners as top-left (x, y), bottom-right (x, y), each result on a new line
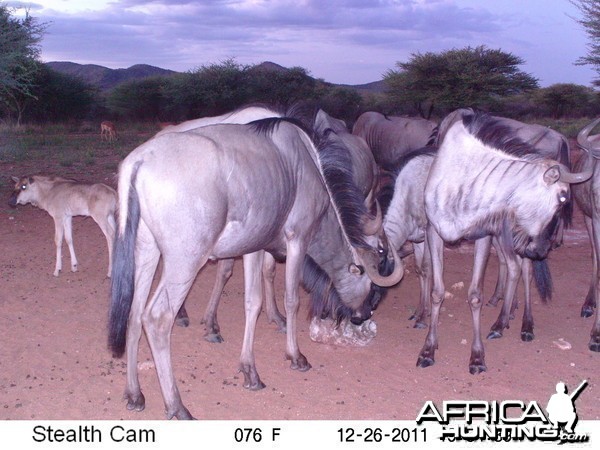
top-left (339, 80), bottom-right (387, 94)
top-left (45, 60), bottom-right (385, 95)
top-left (45, 62), bottom-right (178, 91)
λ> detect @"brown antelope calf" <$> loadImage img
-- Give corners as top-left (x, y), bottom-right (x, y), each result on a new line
top-left (8, 176), bottom-right (117, 277)
top-left (100, 121), bottom-right (117, 142)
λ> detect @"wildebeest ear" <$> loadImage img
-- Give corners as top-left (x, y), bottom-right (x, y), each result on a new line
top-left (543, 165), bottom-right (560, 185)
top-left (348, 263), bottom-right (365, 276)
top-left (11, 176), bottom-right (19, 183)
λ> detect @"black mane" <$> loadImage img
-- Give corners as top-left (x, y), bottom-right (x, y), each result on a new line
top-left (463, 112), bottom-right (544, 160)
top-left (314, 127), bottom-right (371, 249)
top-left (303, 255), bottom-right (352, 323)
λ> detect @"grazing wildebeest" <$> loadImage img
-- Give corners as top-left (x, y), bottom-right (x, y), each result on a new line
top-left (182, 107), bottom-right (385, 341)
top-left (108, 117), bottom-right (404, 419)
top-left (571, 117), bottom-right (600, 351)
top-left (419, 111), bottom-right (591, 373)
top-left (8, 176), bottom-right (117, 277)
top-left (351, 111), bottom-right (437, 170)
top-left (156, 104), bottom-right (291, 336)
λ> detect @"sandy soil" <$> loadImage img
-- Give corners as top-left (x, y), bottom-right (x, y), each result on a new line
top-left (0, 151), bottom-right (598, 422)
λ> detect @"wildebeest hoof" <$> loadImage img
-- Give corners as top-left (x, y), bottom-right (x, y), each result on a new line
top-left (589, 337), bottom-right (600, 352)
top-left (71, 265), bottom-right (78, 272)
top-left (166, 406), bottom-right (195, 420)
top-left (521, 331), bottom-right (534, 342)
top-left (125, 392), bottom-right (146, 412)
top-left (469, 362), bottom-right (487, 374)
top-left (240, 364), bottom-right (266, 390)
top-left (581, 306), bottom-right (594, 318)
top-left (288, 354), bottom-right (311, 372)
top-left (245, 379), bottom-right (266, 391)
top-left (176, 316), bottom-right (190, 327)
top-left (53, 270), bottom-right (60, 277)
top-left (204, 332), bottom-right (224, 343)
top-left (416, 354), bottom-right (435, 368)
top-left (486, 298), bottom-right (501, 307)
top-left (413, 321), bottom-right (427, 329)
top-left (486, 330), bottom-right (503, 340)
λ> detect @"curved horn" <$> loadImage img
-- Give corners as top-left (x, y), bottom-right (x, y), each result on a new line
top-left (355, 242), bottom-right (404, 287)
top-left (557, 148), bottom-right (593, 184)
top-left (577, 117), bottom-right (600, 151)
top-left (362, 200), bottom-right (383, 236)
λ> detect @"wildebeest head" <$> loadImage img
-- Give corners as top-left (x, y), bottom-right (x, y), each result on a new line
top-left (508, 157), bottom-right (591, 259)
top-left (302, 114), bottom-right (405, 325)
top-left (8, 176), bottom-right (36, 208)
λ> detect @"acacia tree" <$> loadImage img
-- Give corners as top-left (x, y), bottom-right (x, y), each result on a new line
top-left (384, 46), bottom-right (539, 118)
top-left (0, 4), bottom-right (46, 125)
top-left (571, 0), bottom-right (600, 85)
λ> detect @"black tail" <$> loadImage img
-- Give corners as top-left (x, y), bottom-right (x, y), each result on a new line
top-left (108, 164), bottom-right (141, 357)
top-left (533, 259), bottom-right (552, 303)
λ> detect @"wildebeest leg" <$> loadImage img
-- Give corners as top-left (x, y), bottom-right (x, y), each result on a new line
top-left (262, 252), bottom-right (286, 333)
top-left (239, 251), bottom-right (267, 390)
top-left (284, 239), bottom-right (311, 371)
top-left (520, 257), bottom-right (535, 341)
top-left (589, 211), bottom-right (600, 351)
top-left (123, 221), bottom-right (160, 413)
top-left (582, 216), bottom-right (597, 318)
top-left (92, 212), bottom-right (116, 278)
top-left (488, 237), bottom-right (505, 307)
top-left (487, 240), bottom-right (520, 339)
top-left (143, 254), bottom-right (205, 420)
top-left (62, 216), bottom-right (78, 273)
top-left (468, 237), bottom-right (490, 374)
top-left (417, 225), bottom-right (444, 368)
top-left (200, 258), bottom-right (235, 342)
top-left (410, 241), bottom-right (430, 329)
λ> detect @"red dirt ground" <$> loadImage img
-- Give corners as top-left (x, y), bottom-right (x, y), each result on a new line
top-left (0, 151), bottom-right (598, 422)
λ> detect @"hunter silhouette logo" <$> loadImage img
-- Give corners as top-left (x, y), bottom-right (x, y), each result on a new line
top-left (546, 380), bottom-right (588, 435)
top-left (416, 379), bottom-right (590, 444)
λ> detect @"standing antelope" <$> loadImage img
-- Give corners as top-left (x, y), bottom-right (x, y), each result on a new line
top-left (100, 121), bottom-right (117, 142)
top-left (8, 176), bottom-right (117, 277)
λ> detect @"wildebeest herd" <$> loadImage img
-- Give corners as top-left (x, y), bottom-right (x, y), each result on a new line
top-left (8, 105), bottom-right (600, 420)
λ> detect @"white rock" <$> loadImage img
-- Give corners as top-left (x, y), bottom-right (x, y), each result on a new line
top-left (309, 317), bottom-right (377, 347)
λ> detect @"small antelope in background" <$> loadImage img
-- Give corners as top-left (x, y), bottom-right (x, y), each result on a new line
top-left (100, 121), bottom-right (117, 142)
top-left (8, 176), bottom-right (117, 277)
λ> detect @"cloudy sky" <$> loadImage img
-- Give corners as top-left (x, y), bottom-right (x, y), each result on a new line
top-left (8, 0), bottom-right (597, 86)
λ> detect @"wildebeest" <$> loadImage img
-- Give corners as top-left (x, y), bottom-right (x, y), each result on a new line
top-left (381, 145), bottom-right (553, 338)
top-left (8, 176), bottom-right (117, 277)
top-left (378, 147), bottom-right (436, 329)
top-left (419, 111), bottom-right (591, 373)
top-left (154, 104), bottom-right (290, 336)
top-left (571, 117), bottom-right (600, 352)
top-left (163, 105), bottom-right (382, 340)
top-left (154, 104), bottom-right (286, 137)
top-left (351, 111), bottom-right (437, 170)
top-left (434, 108), bottom-right (575, 341)
top-left (108, 117), bottom-right (403, 419)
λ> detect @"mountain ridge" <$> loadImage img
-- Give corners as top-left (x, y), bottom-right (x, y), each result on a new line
top-left (45, 60), bottom-right (386, 94)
